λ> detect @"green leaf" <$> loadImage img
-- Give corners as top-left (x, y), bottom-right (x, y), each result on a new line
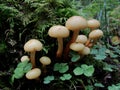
top-left (90, 49), bottom-right (98, 54)
top-left (71, 54), bottom-right (80, 62)
top-left (94, 54), bottom-right (106, 60)
top-left (23, 63), bottom-right (32, 73)
top-left (60, 74), bottom-right (72, 81)
top-left (17, 60), bottom-right (29, 68)
top-left (83, 65), bottom-right (94, 77)
top-left (14, 68), bottom-right (23, 74)
top-left (108, 85), bottom-right (120, 90)
top-left (85, 85), bottom-right (94, 90)
top-left (103, 64), bottom-right (113, 72)
top-left (43, 76), bottom-right (54, 84)
top-left (54, 63), bottom-right (69, 73)
top-left (94, 83), bottom-right (104, 87)
top-left (73, 67), bottom-right (83, 76)
top-left (81, 64), bottom-right (88, 69)
top-left (14, 68), bottom-right (24, 79)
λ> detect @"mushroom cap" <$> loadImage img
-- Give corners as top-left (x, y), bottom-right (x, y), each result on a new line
top-left (70, 43), bottom-right (85, 52)
top-left (20, 55), bottom-right (30, 62)
top-left (76, 35), bottom-right (88, 44)
top-left (48, 25), bottom-right (69, 38)
top-left (24, 39), bottom-right (43, 52)
top-left (26, 68), bottom-right (41, 80)
top-left (65, 16), bottom-right (88, 31)
top-left (39, 56), bottom-right (51, 65)
top-left (87, 19), bottom-right (100, 29)
top-left (89, 29), bottom-right (103, 39)
top-left (79, 47), bottom-right (90, 55)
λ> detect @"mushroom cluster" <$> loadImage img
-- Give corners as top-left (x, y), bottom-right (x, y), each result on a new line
top-left (47, 16), bottom-right (103, 60)
top-left (21, 15), bottom-right (103, 80)
top-left (21, 39), bottom-right (52, 80)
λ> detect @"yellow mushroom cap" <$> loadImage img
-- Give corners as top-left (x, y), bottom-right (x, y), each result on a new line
top-left (20, 55), bottom-right (30, 62)
top-left (65, 16), bottom-right (88, 31)
top-left (39, 56), bottom-right (51, 65)
top-left (70, 43), bottom-right (85, 52)
top-left (48, 25), bottom-right (69, 38)
top-left (87, 19), bottom-right (100, 29)
top-left (24, 39), bottom-right (43, 52)
top-left (75, 35), bottom-right (88, 44)
top-left (89, 29), bottom-right (103, 39)
top-left (26, 68), bottom-right (41, 80)
top-left (79, 47), bottom-right (90, 55)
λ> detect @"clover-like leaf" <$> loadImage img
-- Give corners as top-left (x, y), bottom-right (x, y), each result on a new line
top-left (14, 68), bottom-right (24, 79)
top-left (73, 67), bottom-right (83, 76)
top-left (94, 83), bottom-right (104, 87)
top-left (83, 65), bottom-right (94, 77)
top-left (60, 74), bottom-right (72, 81)
top-left (71, 54), bottom-right (80, 62)
top-left (54, 63), bottom-right (69, 73)
top-left (17, 60), bottom-right (29, 68)
top-left (43, 76), bottom-right (54, 84)
top-left (23, 63), bottom-right (32, 73)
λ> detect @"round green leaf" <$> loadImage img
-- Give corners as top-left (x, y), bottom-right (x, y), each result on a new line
top-left (73, 67), bottom-right (83, 76)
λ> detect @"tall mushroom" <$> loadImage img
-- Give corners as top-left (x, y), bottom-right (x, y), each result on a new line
top-left (87, 19), bottom-right (100, 30)
top-left (48, 25), bottom-right (69, 58)
top-left (85, 29), bottom-right (103, 47)
top-left (24, 39), bottom-right (43, 68)
top-left (65, 16), bottom-right (88, 42)
top-left (64, 16), bottom-right (87, 60)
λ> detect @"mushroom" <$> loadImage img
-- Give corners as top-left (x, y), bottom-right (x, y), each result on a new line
top-left (75, 35), bottom-right (88, 44)
top-left (85, 29), bottom-right (103, 47)
top-left (87, 19), bottom-right (100, 30)
top-left (24, 39), bottom-right (43, 68)
top-left (70, 42), bottom-right (85, 52)
top-left (39, 56), bottom-right (51, 73)
top-left (48, 25), bottom-right (69, 58)
top-left (64, 16), bottom-right (87, 59)
top-left (25, 68), bottom-right (41, 80)
top-left (20, 55), bottom-right (30, 62)
top-left (78, 47), bottom-right (90, 55)
top-left (65, 16), bottom-right (88, 42)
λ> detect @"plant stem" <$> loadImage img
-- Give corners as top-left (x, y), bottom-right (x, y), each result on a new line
top-left (30, 51), bottom-right (36, 68)
top-left (64, 31), bottom-right (79, 60)
top-left (56, 38), bottom-right (63, 58)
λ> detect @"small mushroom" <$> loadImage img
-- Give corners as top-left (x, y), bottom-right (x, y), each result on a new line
top-left (79, 47), bottom-right (90, 55)
top-left (48, 25), bottom-right (69, 58)
top-left (39, 56), bottom-right (51, 73)
top-left (20, 55), bottom-right (30, 62)
top-left (87, 19), bottom-right (100, 30)
top-left (39, 56), bottom-right (51, 67)
top-left (70, 43), bottom-right (85, 52)
top-left (75, 35), bottom-right (88, 44)
top-left (26, 68), bottom-right (41, 80)
top-left (85, 29), bottom-right (103, 47)
top-left (24, 39), bottom-right (43, 68)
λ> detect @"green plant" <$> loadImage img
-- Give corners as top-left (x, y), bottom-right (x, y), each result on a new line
top-left (11, 60), bottom-right (32, 82)
top-left (73, 64), bottom-right (94, 77)
top-left (108, 83), bottom-right (120, 90)
top-left (54, 63), bottom-right (69, 73)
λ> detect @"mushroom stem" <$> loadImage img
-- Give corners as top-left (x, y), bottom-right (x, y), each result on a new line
top-left (85, 39), bottom-right (91, 46)
top-left (64, 31), bottom-right (79, 60)
top-left (30, 51), bottom-right (36, 68)
top-left (56, 38), bottom-right (63, 58)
